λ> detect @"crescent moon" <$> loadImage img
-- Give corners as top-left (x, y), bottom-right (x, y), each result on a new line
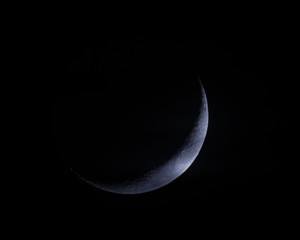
top-left (73, 77), bottom-right (209, 194)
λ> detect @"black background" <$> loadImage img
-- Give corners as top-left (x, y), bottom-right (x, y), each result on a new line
top-left (50, 19), bottom-right (284, 219)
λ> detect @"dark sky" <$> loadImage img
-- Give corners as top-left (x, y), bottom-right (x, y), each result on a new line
top-left (50, 26), bottom-right (283, 215)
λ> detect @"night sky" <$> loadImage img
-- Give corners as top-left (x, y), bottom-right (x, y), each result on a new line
top-left (50, 26), bottom-right (283, 215)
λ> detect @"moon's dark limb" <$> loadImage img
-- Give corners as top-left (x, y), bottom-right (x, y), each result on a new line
top-left (53, 73), bottom-right (208, 194)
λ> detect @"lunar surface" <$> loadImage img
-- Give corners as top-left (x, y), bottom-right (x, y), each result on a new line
top-left (53, 72), bottom-right (208, 194)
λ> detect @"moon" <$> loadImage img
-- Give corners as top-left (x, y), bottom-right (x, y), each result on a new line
top-left (71, 76), bottom-right (209, 194)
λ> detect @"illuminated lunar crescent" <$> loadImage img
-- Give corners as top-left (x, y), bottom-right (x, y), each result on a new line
top-left (73, 76), bottom-right (208, 194)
